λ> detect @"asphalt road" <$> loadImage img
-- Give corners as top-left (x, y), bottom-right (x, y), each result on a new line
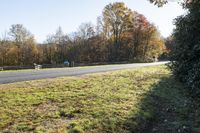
top-left (0, 62), bottom-right (168, 84)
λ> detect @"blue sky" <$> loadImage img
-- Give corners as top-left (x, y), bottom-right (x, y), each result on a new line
top-left (0, 0), bottom-right (185, 43)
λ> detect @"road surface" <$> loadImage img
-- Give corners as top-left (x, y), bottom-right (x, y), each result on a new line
top-left (0, 62), bottom-right (168, 84)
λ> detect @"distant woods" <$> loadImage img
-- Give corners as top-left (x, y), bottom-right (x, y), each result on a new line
top-left (0, 2), bottom-right (166, 66)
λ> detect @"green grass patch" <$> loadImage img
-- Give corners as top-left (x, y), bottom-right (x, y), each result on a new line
top-left (0, 65), bottom-right (199, 133)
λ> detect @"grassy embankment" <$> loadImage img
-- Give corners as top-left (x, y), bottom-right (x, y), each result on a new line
top-left (0, 65), bottom-right (199, 133)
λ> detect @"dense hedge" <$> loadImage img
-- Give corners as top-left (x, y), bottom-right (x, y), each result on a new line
top-left (170, 1), bottom-right (200, 99)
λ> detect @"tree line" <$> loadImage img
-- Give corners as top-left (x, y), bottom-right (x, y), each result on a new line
top-left (0, 2), bottom-right (165, 67)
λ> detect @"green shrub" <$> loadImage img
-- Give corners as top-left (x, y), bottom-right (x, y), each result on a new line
top-left (185, 60), bottom-right (200, 99)
top-left (170, 1), bottom-right (200, 99)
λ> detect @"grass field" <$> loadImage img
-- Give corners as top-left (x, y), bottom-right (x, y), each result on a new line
top-left (0, 65), bottom-right (199, 133)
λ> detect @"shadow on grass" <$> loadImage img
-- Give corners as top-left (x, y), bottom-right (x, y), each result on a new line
top-left (123, 75), bottom-right (195, 133)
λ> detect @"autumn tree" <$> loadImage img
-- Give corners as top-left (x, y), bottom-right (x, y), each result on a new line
top-left (131, 12), bottom-right (149, 59)
top-left (54, 27), bottom-right (69, 63)
top-left (103, 2), bottom-right (133, 61)
top-left (45, 27), bottom-right (70, 64)
top-left (9, 24), bottom-right (38, 65)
